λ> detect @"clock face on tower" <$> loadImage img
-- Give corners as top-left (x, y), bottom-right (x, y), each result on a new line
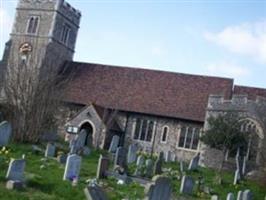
top-left (19, 42), bottom-right (32, 54)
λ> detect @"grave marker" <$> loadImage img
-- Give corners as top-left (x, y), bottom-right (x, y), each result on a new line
top-left (188, 153), bottom-right (200, 171)
top-left (180, 176), bottom-right (194, 195)
top-left (6, 159), bottom-right (25, 181)
top-left (45, 143), bottom-right (56, 157)
top-left (227, 193), bottom-right (234, 200)
top-left (0, 121), bottom-right (12, 146)
top-left (108, 135), bottom-right (120, 153)
top-left (63, 154), bottom-right (82, 181)
top-left (84, 184), bottom-right (108, 200)
top-left (243, 189), bottom-right (253, 200)
top-left (127, 144), bottom-right (138, 164)
top-left (97, 155), bottom-right (109, 179)
top-left (146, 176), bottom-right (172, 200)
top-left (114, 147), bottom-right (127, 169)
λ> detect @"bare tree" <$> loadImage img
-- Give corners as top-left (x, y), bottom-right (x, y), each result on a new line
top-left (2, 38), bottom-right (73, 143)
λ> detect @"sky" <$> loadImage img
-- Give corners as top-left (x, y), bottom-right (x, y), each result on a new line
top-left (0, 0), bottom-right (266, 88)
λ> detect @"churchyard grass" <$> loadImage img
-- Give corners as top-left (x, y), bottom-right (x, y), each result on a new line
top-left (164, 162), bottom-right (266, 199)
top-left (0, 144), bottom-right (265, 199)
top-left (0, 143), bottom-right (144, 200)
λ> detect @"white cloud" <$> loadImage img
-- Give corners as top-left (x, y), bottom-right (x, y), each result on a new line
top-left (204, 61), bottom-right (250, 78)
top-left (204, 21), bottom-right (266, 64)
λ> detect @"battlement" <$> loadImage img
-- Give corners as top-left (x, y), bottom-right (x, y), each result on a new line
top-left (17, 0), bottom-right (81, 25)
top-left (61, 0), bottom-right (81, 17)
top-left (57, 0), bottom-right (81, 26)
top-left (207, 94), bottom-right (249, 108)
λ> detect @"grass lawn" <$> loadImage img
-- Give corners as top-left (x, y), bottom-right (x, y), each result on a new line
top-left (0, 143), bottom-right (265, 200)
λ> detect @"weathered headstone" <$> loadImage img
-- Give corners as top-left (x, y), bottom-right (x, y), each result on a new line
top-left (179, 160), bottom-right (184, 173)
top-left (165, 151), bottom-right (171, 163)
top-left (188, 153), bottom-right (200, 171)
top-left (45, 143), bottom-right (56, 157)
top-left (57, 154), bottom-right (67, 164)
top-left (0, 121), bottom-right (12, 146)
top-left (136, 155), bottom-right (145, 166)
top-left (237, 191), bottom-right (243, 200)
top-left (134, 155), bottom-right (145, 176)
top-left (6, 180), bottom-right (23, 190)
top-left (146, 176), bottom-right (172, 200)
top-left (243, 189), bottom-right (253, 200)
top-left (6, 159), bottom-right (25, 181)
top-left (242, 156), bottom-right (247, 176)
top-left (234, 169), bottom-right (240, 185)
top-left (235, 149), bottom-right (243, 179)
top-left (227, 193), bottom-right (234, 200)
top-left (114, 147), bottom-right (127, 169)
top-left (180, 176), bottom-right (194, 195)
top-left (153, 152), bottom-right (164, 175)
top-left (63, 154), bottom-right (82, 181)
top-left (84, 184), bottom-right (108, 200)
top-left (211, 195), bottom-right (219, 200)
top-left (145, 159), bottom-right (154, 178)
top-left (127, 144), bottom-right (138, 164)
top-left (108, 135), bottom-right (120, 153)
top-left (96, 155), bottom-right (109, 179)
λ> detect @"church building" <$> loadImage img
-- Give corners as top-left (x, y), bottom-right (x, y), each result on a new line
top-left (0, 0), bottom-right (265, 171)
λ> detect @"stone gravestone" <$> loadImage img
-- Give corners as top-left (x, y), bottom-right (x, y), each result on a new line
top-left (6, 159), bottom-right (26, 181)
top-left (63, 154), bottom-right (82, 181)
top-left (179, 160), bottom-right (184, 173)
top-left (84, 184), bottom-right (108, 200)
top-left (188, 152), bottom-right (200, 171)
top-left (145, 159), bottom-right (154, 178)
top-left (0, 121), bottom-right (12, 146)
top-left (136, 155), bottom-right (145, 166)
top-left (237, 191), bottom-right (243, 200)
top-left (211, 195), bottom-right (219, 200)
top-left (114, 147), bottom-right (127, 169)
top-left (146, 176), bottom-right (172, 200)
top-left (242, 156), bottom-right (247, 176)
top-left (180, 176), bottom-right (194, 195)
top-left (165, 151), bottom-right (171, 163)
top-left (127, 144), bottom-right (138, 164)
top-left (96, 155), bottom-right (109, 179)
top-left (108, 135), bottom-right (120, 153)
top-left (234, 169), bottom-right (240, 185)
top-left (154, 152), bottom-right (164, 175)
top-left (235, 149), bottom-right (243, 179)
top-left (45, 143), bottom-right (56, 157)
top-left (57, 154), bottom-right (67, 164)
top-left (134, 155), bottom-right (145, 176)
top-left (227, 193), bottom-right (234, 200)
top-left (243, 189), bottom-right (253, 200)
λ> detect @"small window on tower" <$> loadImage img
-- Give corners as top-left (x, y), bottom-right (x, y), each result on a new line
top-left (27, 16), bottom-right (39, 34)
top-left (60, 24), bottom-right (71, 45)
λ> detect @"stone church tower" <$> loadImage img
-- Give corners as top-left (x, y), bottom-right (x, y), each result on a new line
top-left (4, 0), bottom-right (81, 77)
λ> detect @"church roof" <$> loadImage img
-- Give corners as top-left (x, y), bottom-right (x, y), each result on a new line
top-left (234, 85), bottom-right (266, 100)
top-left (64, 61), bottom-right (234, 122)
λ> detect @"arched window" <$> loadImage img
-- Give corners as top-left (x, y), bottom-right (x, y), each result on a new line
top-left (161, 126), bottom-right (168, 143)
top-left (27, 16), bottom-right (39, 34)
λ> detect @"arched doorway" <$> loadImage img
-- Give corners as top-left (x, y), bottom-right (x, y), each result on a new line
top-left (240, 118), bottom-right (264, 165)
top-left (77, 122), bottom-right (94, 147)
